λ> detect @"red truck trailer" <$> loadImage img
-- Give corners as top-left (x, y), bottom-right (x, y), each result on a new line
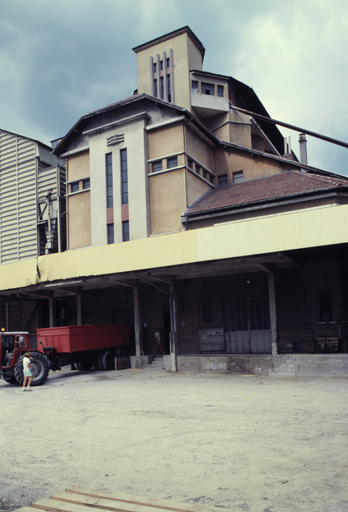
top-left (0, 323), bottom-right (129, 386)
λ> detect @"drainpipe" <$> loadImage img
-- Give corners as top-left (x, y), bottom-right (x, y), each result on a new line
top-left (299, 133), bottom-right (308, 166)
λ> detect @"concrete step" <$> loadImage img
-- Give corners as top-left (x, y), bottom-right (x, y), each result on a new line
top-left (147, 355), bottom-right (166, 370)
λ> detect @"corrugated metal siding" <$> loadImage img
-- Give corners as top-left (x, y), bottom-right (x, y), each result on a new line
top-left (1, 204), bottom-right (348, 291)
top-left (0, 131), bottom-right (38, 263)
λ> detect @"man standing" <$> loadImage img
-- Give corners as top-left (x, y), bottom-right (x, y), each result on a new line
top-left (154, 327), bottom-right (164, 356)
top-left (22, 352), bottom-right (33, 391)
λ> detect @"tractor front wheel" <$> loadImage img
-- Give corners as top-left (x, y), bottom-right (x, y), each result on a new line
top-left (14, 352), bottom-right (49, 386)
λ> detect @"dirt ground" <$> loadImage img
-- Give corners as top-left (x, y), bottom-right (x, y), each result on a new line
top-left (0, 367), bottom-right (347, 512)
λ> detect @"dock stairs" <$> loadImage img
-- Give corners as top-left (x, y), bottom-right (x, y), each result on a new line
top-left (147, 355), bottom-right (166, 370)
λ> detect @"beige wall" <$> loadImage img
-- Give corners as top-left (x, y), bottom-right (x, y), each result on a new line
top-left (67, 151), bottom-right (90, 181)
top-left (149, 169), bottom-right (186, 234)
top-left (68, 192), bottom-right (91, 249)
top-left (214, 146), bottom-right (282, 182)
top-left (186, 171), bottom-right (211, 208)
top-left (186, 126), bottom-right (214, 170)
top-left (148, 123), bottom-right (184, 160)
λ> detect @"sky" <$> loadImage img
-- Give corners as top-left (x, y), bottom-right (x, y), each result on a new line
top-left (1, 0), bottom-right (348, 175)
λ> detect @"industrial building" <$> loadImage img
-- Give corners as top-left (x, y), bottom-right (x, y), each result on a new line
top-left (1, 27), bottom-right (348, 375)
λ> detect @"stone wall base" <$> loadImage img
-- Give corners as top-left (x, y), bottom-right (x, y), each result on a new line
top-left (176, 354), bottom-right (348, 377)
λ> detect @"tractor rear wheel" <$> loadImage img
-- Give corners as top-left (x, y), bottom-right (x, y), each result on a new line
top-left (3, 376), bottom-right (17, 385)
top-left (97, 350), bottom-right (115, 371)
top-left (14, 352), bottom-right (49, 386)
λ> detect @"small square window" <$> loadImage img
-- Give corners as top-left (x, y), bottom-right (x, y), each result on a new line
top-left (233, 171), bottom-right (244, 183)
top-left (218, 174), bottom-right (228, 186)
top-left (201, 82), bottom-right (214, 95)
top-left (195, 165), bottom-right (201, 175)
top-left (167, 156), bottom-right (178, 168)
top-left (152, 160), bottom-right (163, 173)
top-left (71, 181), bottom-right (79, 193)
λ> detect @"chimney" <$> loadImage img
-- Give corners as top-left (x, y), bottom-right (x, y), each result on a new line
top-left (299, 133), bottom-right (308, 165)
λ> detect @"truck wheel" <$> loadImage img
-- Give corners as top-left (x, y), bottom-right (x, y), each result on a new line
top-left (76, 360), bottom-right (93, 371)
top-left (98, 350), bottom-right (115, 371)
top-left (14, 352), bottom-right (49, 386)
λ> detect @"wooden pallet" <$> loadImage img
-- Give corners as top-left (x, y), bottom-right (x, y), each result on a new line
top-left (14, 487), bottom-right (241, 512)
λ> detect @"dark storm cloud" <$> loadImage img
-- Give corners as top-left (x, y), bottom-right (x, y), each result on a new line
top-left (0, 0), bottom-right (347, 174)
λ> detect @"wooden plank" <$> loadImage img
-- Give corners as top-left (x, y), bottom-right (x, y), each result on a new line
top-left (31, 498), bottom-right (92, 512)
top-left (49, 493), bottom-right (173, 512)
top-left (12, 508), bottom-right (38, 512)
top-left (65, 488), bottom-right (242, 512)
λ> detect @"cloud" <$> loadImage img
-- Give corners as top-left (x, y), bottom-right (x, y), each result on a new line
top-left (0, 0), bottom-right (347, 174)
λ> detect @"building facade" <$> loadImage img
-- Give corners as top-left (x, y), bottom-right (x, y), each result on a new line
top-left (1, 27), bottom-right (348, 375)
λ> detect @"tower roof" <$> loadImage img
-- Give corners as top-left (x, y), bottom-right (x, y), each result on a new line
top-left (132, 26), bottom-right (205, 59)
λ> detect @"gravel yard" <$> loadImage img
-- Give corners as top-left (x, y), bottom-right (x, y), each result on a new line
top-left (1, 368), bottom-right (347, 512)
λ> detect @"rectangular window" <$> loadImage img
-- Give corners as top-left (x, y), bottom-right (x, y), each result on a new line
top-left (233, 170), bottom-right (244, 183)
top-left (71, 181), bottom-right (79, 193)
top-left (218, 174), bottom-right (228, 186)
top-left (167, 156), bottom-right (178, 169)
top-left (201, 82), bottom-right (214, 95)
top-left (107, 224), bottom-right (114, 244)
top-left (166, 57), bottom-right (170, 68)
top-left (83, 178), bottom-right (90, 190)
top-left (188, 158), bottom-right (193, 169)
top-left (192, 80), bottom-right (198, 93)
top-left (152, 160), bottom-right (163, 173)
top-left (160, 76), bottom-right (164, 99)
top-left (106, 153), bottom-right (113, 208)
top-left (154, 79), bottom-right (158, 97)
top-left (122, 220), bottom-right (130, 242)
top-left (120, 148), bottom-right (128, 205)
top-left (217, 85), bottom-right (224, 97)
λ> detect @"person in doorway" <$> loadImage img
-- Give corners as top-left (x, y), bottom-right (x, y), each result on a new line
top-left (22, 352), bottom-right (33, 391)
top-left (154, 327), bottom-right (165, 355)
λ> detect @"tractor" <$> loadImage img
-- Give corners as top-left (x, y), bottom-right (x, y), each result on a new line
top-left (0, 330), bottom-right (49, 386)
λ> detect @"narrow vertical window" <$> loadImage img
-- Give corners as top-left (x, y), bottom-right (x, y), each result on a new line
top-left (217, 85), bottom-right (224, 97)
top-left (107, 224), bottom-right (114, 244)
top-left (160, 76), bottom-right (164, 99)
top-left (106, 153), bottom-right (113, 208)
top-left (122, 220), bottom-right (130, 242)
top-left (120, 148), bottom-right (128, 205)
top-left (167, 74), bottom-right (171, 102)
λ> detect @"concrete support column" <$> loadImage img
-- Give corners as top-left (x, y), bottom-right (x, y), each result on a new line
top-left (169, 278), bottom-right (178, 372)
top-left (48, 297), bottom-right (54, 327)
top-left (268, 272), bottom-right (278, 355)
top-left (76, 293), bottom-right (82, 326)
top-left (133, 282), bottom-right (142, 357)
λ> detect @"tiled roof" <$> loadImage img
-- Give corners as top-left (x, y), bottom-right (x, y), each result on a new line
top-left (186, 170), bottom-right (348, 216)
